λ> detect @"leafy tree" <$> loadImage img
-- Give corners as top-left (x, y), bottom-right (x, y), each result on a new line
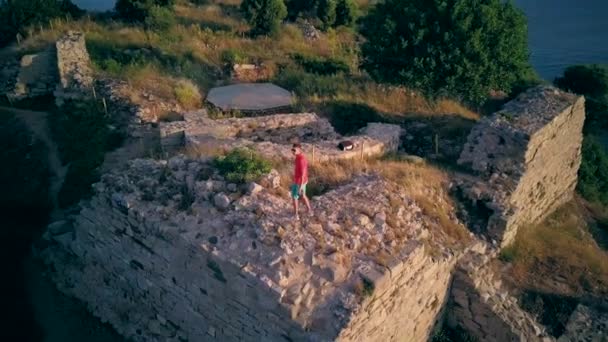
top-left (285, 0), bottom-right (316, 20)
top-left (115, 0), bottom-right (175, 23)
top-left (240, 0), bottom-right (287, 36)
top-left (555, 65), bottom-right (608, 131)
top-left (577, 136), bottom-right (608, 206)
top-left (316, 0), bottom-right (336, 29)
top-left (0, 0), bottom-right (72, 47)
top-left (360, 0), bottom-right (531, 104)
top-left (145, 5), bottom-right (176, 31)
top-left (334, 0), bottom-right (356, 27)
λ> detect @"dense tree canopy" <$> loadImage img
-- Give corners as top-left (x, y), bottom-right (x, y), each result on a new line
top-left (240, 0), bottom-right (287, 36)
top-left (0, 0), bottom-right (83, 47)
top-left (360, 0), bottom-right (531, 104)
top-left (115, 0), bottom-right (175, 22)
top-left (555, 65), bottom-right (608, 130)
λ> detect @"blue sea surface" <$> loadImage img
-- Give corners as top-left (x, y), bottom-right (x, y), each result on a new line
top-left (73, 0), bottom-right (608, 80)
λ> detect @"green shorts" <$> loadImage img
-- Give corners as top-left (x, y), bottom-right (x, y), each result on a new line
top-left (291, 183), bottom-right (307, 199)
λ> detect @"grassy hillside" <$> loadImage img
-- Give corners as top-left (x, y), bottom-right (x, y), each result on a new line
top-left (14, 0), bottom-right (478, 122)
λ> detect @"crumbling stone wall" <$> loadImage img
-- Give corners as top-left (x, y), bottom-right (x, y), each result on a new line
top-left (54, 31), bottom-right (94, 105)
top-left (457, 86), bottom-right (585, 247)
top-left (160, 111), bottom-right (402, 162)
top-left (8, 48), bottom-right (57, 101)
top-left (40, 156), bottom-right (458, 342)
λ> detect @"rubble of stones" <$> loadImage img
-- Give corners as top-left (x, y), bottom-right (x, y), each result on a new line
top-left (92, 154), bottom-right (456, 330)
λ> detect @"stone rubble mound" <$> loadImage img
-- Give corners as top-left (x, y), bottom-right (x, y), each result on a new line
top-left (40, 155), bottom-right (459, 342)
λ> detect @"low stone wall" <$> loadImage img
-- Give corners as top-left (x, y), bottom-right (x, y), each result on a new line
top-left (8, 48), bottom-right (57, 101)
top-left (54, 31), bottom-right (93, 105)
top-left (40, 156), bottom-right (459, 342)
top-left (161, 111), bottom-right (402, 161)
top-left (457, 86), bottom-right (585, 247)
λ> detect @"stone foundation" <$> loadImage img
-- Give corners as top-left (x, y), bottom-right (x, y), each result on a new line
top-left (40, 156), bottom-right (458, 342)
top-left (457, 86), bottom-right (585, 247)
top-left (160, 111), bottom-right (402, 162)
top-left (54, 31), bottom-right (93, 104)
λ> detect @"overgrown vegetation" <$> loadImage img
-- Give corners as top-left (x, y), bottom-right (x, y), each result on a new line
top-left (50, 100), bottom-right (121, 207)
top-left (240, 0), bottom-right (287, 36)
top-left (0, 0), bottom-right (83, 47)
top-left (115, 0), bottom-right (175, 23)
top-left (360, 0), bottom-right (532, 105)
top-left (500, 201), bottom-right (608, 297)
top-left (213, 148), bottom-right (272, 184)
top-left (555, 64), bottom-right (608, 131)
top-left (577, 137), bottom-right (608, 206)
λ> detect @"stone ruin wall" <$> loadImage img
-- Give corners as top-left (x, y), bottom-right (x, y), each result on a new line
top-left (1, 31), bottom-right (93, 104)
top-left (7, 48), bottom-right (58, 101)
top-left (338, 243), bottom-right (455, 342)
top-left (40, 157), bottom-right (458, 342)
top-left (458, 86), bottom-right (586, 247)
top-left (54, 31), bottom-right (94, 105)
top-left (160, 111), bottom-right (403, 163)
top-left (42, 197), bottom-right (313, 342)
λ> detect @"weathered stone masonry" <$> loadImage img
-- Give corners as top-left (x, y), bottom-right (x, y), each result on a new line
top-left (457, 86), bottom-right (585, 247)
top-left (41, 157), bottom-right (458, 342)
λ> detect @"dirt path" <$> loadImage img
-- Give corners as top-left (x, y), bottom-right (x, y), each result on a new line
top-left (0, 106), bottom-right (67, 220)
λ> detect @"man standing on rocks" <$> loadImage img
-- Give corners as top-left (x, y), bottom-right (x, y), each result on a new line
top-left (291, 143), bottom-right (312, 220)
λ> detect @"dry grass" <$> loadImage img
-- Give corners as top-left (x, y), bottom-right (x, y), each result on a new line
top-left (173, 79), bottom-right (202, 109)
top-left (10, 1), bottom-right (479, 122)
top-left (271, 155), bottom-right (471, 243)
top-left (313, 84), bottom-right (480, 120)
top-left (500, 200), bottom-right (608, 297)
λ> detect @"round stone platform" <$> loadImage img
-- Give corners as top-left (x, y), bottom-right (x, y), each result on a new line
top-left (206, 83), bottom-right (293, 112)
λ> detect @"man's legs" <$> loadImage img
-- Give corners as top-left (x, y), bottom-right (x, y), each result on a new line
top-left (291, 184), bottom-right (300, 220)
top-left (301, 194), bottom-right (312, 213)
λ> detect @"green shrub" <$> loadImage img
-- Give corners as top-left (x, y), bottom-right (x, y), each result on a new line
top-left (291, 53), bottom-right (349, 75)
top-left (555, 65), bottom-right (608, 131)
top-left (221, 49), bottom-right (246, 65)
top-left (240, 0), bottom-right (288, 36)
top-left (145, 5), bottom-right (176, 31)
top-left (316, 0), bottom-right (336, 29)
top-left (326, 101), bottom-right (384, 135)
top-left (285, 0), bottom-right (317, 20)
top-left (360, 0), bottom-right (531, 105)
top-left (0, 0), bottom-right (68, 47)
top-left (272, 65), bottom-right (349, 97)
top-left (577, 136), bottom-right (608, 206)
top-left (115, 0), bottom-right (175, 23)
top-left (334, 0), bottom-right (357, 27)
top-left (213, 148), bottom-right (271, 184)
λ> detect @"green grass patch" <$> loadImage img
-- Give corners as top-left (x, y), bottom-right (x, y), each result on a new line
top-left (213, 148), bottom-right (271, 184)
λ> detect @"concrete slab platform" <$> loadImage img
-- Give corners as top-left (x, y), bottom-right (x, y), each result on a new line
top-left (206, 83), bottom-right (293, 112)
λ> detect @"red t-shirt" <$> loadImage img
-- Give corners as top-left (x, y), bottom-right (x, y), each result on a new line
top-left (294, 154), bottom-right (308, 185)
